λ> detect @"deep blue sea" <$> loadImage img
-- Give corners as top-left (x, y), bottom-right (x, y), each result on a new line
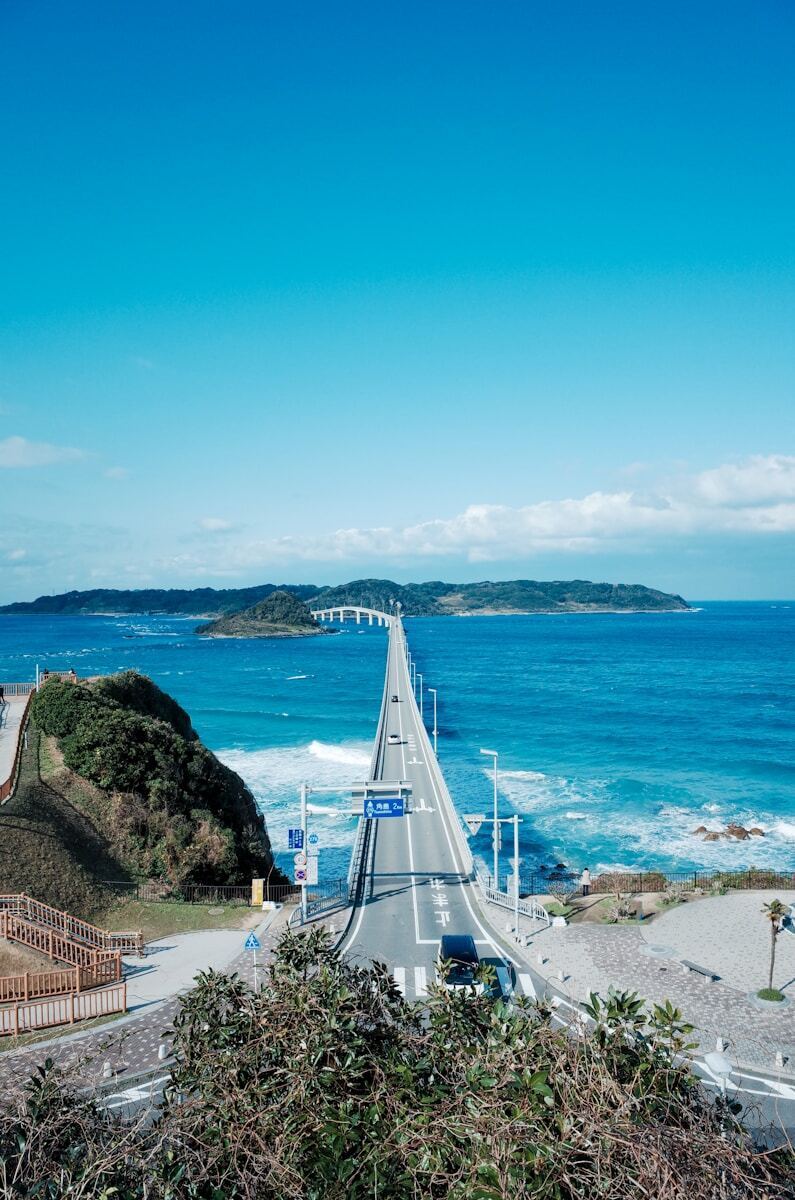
top-left (1, 604), bottom-right (793, 882)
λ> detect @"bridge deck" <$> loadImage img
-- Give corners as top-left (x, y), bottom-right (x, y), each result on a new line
top-left (340, 620), bottom-right (532, 999)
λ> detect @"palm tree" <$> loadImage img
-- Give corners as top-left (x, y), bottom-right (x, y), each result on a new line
top-left (761, 899), bottom-right (788, 993)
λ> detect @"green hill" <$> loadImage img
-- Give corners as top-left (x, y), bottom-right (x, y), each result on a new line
top-left (28, 672), bottom-right (281, 887)
top-left (197, 589), bottom-right (328, 638)
top-left (0, 577), bottom-right (689, 618)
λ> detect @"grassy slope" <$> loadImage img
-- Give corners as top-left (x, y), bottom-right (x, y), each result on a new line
top-left (0, 729), bottom-right (133, 920)
top-left (1, 730), bottom-right (266, 936)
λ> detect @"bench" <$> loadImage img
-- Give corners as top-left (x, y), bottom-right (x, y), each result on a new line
top-left (680, 959), bottom-right (719, 982)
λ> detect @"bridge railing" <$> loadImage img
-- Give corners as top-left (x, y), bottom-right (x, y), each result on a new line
top-left (397, 624), bottom-right (474, 877)
top-left (346, 624), bottom-right (394, 901)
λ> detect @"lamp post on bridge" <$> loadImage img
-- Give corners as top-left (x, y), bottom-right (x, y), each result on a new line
top-left (480, 748), bottom-right (499, 885)
top-left (411, 661), bottom-right (417, 693)
top-left (428, 687), bottom-right (437, 755)
top-left (417, 672), bottom-right (423, 717)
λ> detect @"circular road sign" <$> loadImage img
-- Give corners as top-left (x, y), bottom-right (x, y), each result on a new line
top-left (308, 833), bottom-right (319, 845)
top-left (294, 852), bottom-right (308, 867)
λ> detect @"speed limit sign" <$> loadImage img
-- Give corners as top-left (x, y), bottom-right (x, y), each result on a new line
top-left (294, 852), bottom-right (307, 867)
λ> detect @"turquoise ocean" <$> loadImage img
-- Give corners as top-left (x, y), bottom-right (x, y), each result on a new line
top-left (1, 603), bottom-right (793, 883)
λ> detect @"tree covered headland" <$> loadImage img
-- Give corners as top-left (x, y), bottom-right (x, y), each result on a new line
top-left (0, 576), bottom-right (689, 616)
top-left (31, 672), bottom-right (279, 885)
top-left (1, 928), bottom-right (790, 1199)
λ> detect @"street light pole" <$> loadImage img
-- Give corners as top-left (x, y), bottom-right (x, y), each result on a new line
top-left (429, 687), bottom-right (437, 755)
top-left (480, 749), bottom-right (499, 885)
top-left (513, 814), bottom-right (520, 936)
top-left (411, 662), bottom-right (417, 692)
top-left (300, 781), bottom-right (308, 925)
top-left (417, 672), bottom-right (423, 717)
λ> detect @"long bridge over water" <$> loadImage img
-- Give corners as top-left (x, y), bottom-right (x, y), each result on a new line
top-left (312, 605), bottom-right (549, 1001)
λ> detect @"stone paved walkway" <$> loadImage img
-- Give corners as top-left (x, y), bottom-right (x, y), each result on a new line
top-left (501, 890), bottom-right (795, 1073)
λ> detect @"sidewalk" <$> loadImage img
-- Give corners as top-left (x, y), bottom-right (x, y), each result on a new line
top-left (480, 890), bottom-right (795, 1075)
top-left (0, 697), bottom-right (27, 790)
top-left (0, 906), bottom-right (290, 1095)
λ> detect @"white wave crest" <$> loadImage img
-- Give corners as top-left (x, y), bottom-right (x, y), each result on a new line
top-left (564, 811), bottom-right (588, 821)
top-left (308, 740), bottom-right (370, 768)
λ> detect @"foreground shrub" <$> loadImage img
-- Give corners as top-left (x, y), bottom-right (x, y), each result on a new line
top-left (1, 927), bottom-right (792, 1198)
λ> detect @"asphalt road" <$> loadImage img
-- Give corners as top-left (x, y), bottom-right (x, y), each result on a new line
top-left (340, 620), bottom-right (544, 1002)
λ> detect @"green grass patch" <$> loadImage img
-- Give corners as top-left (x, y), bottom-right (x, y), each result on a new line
top-left (545, 901), bottom-right (577, 920)
top-left (99, 899), bottom-right (261, 943)
top-left (756, 988), bottom-right (786, 1002)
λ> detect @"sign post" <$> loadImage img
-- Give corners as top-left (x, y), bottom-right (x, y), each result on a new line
top-left (364, 795), bottom-right (405, 819)
top-left (244, 931), bottom-right (261, 990)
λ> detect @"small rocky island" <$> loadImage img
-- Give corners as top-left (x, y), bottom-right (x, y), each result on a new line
top-left (196, 589), bottom-right (329, 639)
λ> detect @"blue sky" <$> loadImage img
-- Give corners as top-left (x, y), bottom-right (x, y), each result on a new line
top-left (1, 1), bottom-right (793, 602)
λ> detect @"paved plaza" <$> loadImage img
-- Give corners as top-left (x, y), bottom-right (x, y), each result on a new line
top-left (511, 890), bottom-right (795, 1073)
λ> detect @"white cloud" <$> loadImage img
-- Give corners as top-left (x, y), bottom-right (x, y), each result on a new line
top-left (104, 466), bottom-right (130, 479)
top-left (6, 548), bottom-right (26, 561)
top-left (197, 516), bottom-right (235, 532)
top-left (0, 435), bottom-right (85, 469)
top-left (694, 455), bottom-right (795, 508)
top-left (171, 454), bottom-right (795, 571)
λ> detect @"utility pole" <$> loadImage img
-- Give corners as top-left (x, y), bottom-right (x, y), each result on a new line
top-left (300, 782), bottom-right (308, 925)
top-left (513, 814), bottom-right (520, 937)
top-left (480, 749), bottom-right (499, 885)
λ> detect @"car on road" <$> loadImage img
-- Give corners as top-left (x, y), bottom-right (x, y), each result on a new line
top-left (436, 933), bottom-right (484, 994)
top-left (387, 733), bottom-right (402, 744)
top-left (391, 693), bottom-right (399, 702)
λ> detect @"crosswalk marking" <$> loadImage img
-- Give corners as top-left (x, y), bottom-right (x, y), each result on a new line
top-left (414, 966), bottom-right (427, 997)
top-left (518, 973), bottom-right (536, 998)
top-left (393, 967), bottom-right (406, 996)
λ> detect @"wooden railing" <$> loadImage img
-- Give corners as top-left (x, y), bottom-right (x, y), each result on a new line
top-left (0, 952), bottom-right (121, 1003)
top-left (0, 691), bottom-right (34, 804)
top-left (0, 982), bottom-right (127, 1038)
top-left (0, 894), bottom-right (143, 956)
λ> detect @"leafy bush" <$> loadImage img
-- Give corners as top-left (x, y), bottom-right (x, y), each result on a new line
top-left (31, 674), bottom-right (280, 886)
top-left (0, 929), bottom-right (790, 1198)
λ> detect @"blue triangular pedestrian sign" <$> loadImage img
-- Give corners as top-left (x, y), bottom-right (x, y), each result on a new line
top-left (244, 932), bottom-right (261, 951)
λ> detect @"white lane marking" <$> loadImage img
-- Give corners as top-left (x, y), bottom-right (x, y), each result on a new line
top-left (518, 973), bottom-right (536, 998)
top-left (393, 966), bottom-right (406, 996)
top-left (414, 966), bottom-right (427, 997)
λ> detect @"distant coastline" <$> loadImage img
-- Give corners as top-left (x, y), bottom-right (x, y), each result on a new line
top-left (0, 577), bottom-right (690, 619)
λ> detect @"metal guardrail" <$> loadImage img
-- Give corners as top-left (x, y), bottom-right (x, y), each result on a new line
top-left (396, 624), bottom-right (475, 876)
top-left (475, 870), bottom-right (550, 925)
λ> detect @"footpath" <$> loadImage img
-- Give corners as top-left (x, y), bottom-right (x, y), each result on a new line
top-left (0, 907), bottom-right (288, 1095)
top-left (481, 889), bottom-right (795, 1076)
top-left (0, 698), bottom-right (27, 793)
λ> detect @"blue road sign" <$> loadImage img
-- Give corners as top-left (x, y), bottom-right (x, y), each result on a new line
top-left (244, 932), bottom-right (261, 951)
top-left (364, 796), bottom-right (405, 819)
top-left (308, 832), bottom-right (319, 845)
top-left (288, 828), bottom-right (304, 850)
